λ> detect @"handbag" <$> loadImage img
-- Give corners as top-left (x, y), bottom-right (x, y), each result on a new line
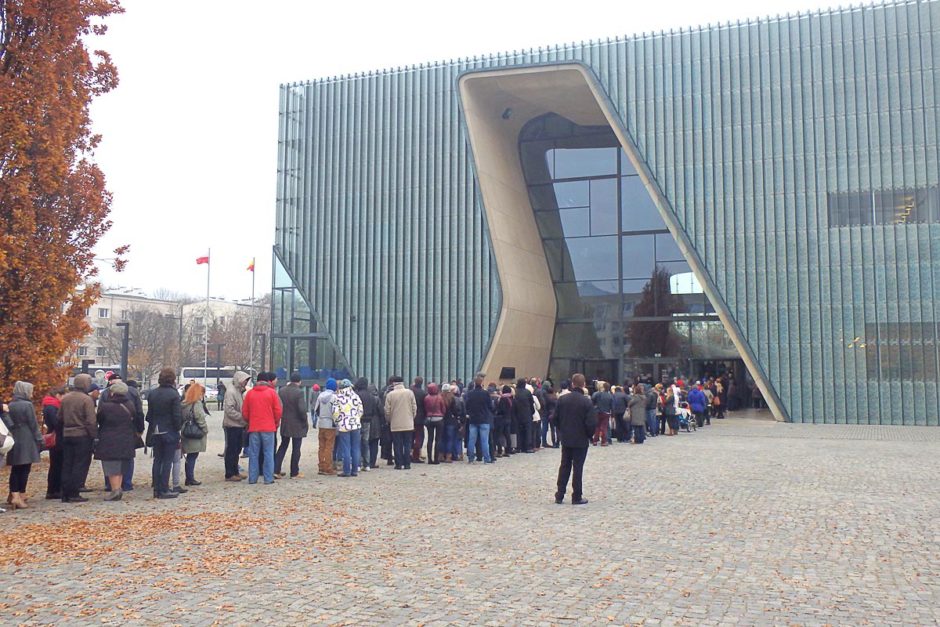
top-left (181, 406), bottom-right (204, 440)
top-left (0, 420), bottom-right (13, 455)
top-left (42, 431), bottom-right (56, 450)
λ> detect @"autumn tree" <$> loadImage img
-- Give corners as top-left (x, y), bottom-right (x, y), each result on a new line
top-left (0, 0), bottom-right (124, 397)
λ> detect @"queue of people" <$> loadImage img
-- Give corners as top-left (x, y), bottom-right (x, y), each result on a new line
top-left (0, 367), bottom-right (739, 513)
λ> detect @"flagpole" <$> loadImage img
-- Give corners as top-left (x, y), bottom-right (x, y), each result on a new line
top-left (249, 259), bottom-right (255, 375)
top-left (204, 248), bottom-right (210, 388)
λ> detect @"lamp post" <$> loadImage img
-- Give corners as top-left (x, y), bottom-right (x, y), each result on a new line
top-left (164, 310), bottom-right (183, 369)
top-left (210, 343), bottom-right (226, 388)
top-left (115, 321), bottom-right (130, 380)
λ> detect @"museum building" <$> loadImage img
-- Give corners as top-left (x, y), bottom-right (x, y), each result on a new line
top-left (272, 0), bottom-right (940, 424)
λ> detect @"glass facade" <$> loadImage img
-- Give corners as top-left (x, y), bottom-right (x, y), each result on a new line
top-left (271, 251), bottom-right (351, 383)
top-left (520, 114), bottom-right (737, 385)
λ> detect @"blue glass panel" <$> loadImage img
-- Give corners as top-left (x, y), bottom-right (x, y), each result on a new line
top-left (621, 234), bottom-right (655, 279)
top-left (590, 178), bottom-right (618, 235)
top-left (655, 233), bottom-right (684, 262)
top-left (552, 147), bottom-right (618, 179)
top-left (621, 176), bottom-right (667, 232)
top-left (554, 180), bottom-right (590, 208)
top-left (565, 236), bottom-right (618, 281)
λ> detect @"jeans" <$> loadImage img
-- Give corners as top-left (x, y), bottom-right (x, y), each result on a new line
top-left (467, 423), bottom-right (491, 462)
top-left (646, 409), bottom-right (657, 436)
top-left (317, 428), bottom-right (336, 474)
top-left (121, 459), bottom-right (134, 491)
top-left (359, 421), bottom-right (371, 469)
top-left (336, 429), bottom-right (361, 476)
top-left (633, 424), bottom-right (646, 444)
top-left (62, 436), bottom-right (94, 499)
top-left (223, 426), bottom-right (244, 478)
top-left (556, 445), bottom-right (588, 501)
top-left (392, 430), bottom-right (412, 468)
top-left (426, 420), bottom-right (442, 462)
top-left (248, 431), bottom-right (275, 484)
top-left (171, 448), bottom-right (182, 488)
top-left (184, 452), bottom-right (199, 482)
top-left (151, 432), bottom-right (178, 495)
top-left (275, 436), bottom-right (303, 476)
top-left (443, 423), bottom-right (459, 459)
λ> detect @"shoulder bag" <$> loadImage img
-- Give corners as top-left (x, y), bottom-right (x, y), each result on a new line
top-left (181, 405), bottom-right (204, 440)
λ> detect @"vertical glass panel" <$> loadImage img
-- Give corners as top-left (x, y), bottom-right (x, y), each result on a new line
top-left (554, 180), bottom-right (590, 208)
top-left (565, 236), bottom-right (618, 281)
top-left (621, 279), bottom-right (649, 319)
top-left (590, 178), bottom-right (618, 235)
top-left (535, 209), bottom-right (590, 239)
top-left (552, 147), bottom-right (618, 179)
top-left (620, 234), bottom-right (655, 279)
top-left (621, 176), bottom-right (667, 231)
top-left (528, 184), bottom-right (558, 211)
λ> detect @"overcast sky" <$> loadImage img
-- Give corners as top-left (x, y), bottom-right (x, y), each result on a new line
top-left (89, 0), bottom-right (828, 301)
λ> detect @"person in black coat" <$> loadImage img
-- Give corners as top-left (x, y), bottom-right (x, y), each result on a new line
top-left (42, 386), bottom-right (67, 499)
top-left (94, 381), bottom-right (143, 501)
top-left (145, 368), bottom-right (183, 499)
top-left (513, 379), bottom-right (535, 454)
top-left (552, 374), bottom-right (596, 505)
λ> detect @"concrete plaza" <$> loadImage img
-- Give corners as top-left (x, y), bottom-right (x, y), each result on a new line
top-left (2, 410), bottom-right (938, 625)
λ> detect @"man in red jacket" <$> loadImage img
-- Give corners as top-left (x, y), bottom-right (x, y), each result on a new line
top-left (242, 372), bottom-right (283, 485)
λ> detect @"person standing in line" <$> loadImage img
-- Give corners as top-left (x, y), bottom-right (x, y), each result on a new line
top-left (275, 372), bottom-right (308, 479)
top-left (145, 368), bottom-right (183, 500)
top-left (465, 375), bottom-right (494, 464)
top-left (4, 381), bottom-right (43, 510)
top-left (645, 383), bottom-right (660, 438)
top-left (94, 380), bottom-right (142, 502)
top-left (440, 383), bottom-right (457, 463)
top-left (42, 386), bottom-right (66, 500)
top-left (333, 379), bottom-right (363, 477)
top-left (494, 385), bottom-right (513, 457)
top-left (384, 375), bottom-right (417, 470)
top-left (663, 386), bottom-right (679, 435)
top-left (222, 371), bottom-right (250, 481)
top-left (181, 383), bottom-right (209, 486)
top-left (315, 378), bottom-right (338, 475)
top-left (553, 373), bottom-right (595, 505)
top-left (540, 382), bottom-right (557, 448)
top-left (590, 381), bottom-right (613, 447)
top-left (410, 377), bottom-right (427, 464)
top-left (611, 385), bottom-right (628, 443)
top-left (60, 374), bottom-right (98, 503)
top-left (423, 383), bottom-right (446, 464)
top-left (513, 378), bottom-right (535, 454)
top-left (242, 372), bottom-right (283, 485)
top-left (688, 381), bottom-right (708, 428)
top-left (628, 384), bottom-right (647, 444)
top-left (354, 378), bottom-right (379, 472)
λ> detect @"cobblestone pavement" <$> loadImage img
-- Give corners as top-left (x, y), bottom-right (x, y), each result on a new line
top-left (2, 410), bottom-right (939, 625)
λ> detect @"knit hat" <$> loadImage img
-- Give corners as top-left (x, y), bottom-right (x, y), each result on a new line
top-left (312, 384), bottom-right (321, 392)
top-left (110, 381), bottom-right (129, 395)
top-left (339, 378), bottom-right (352, 389)
top-left (325, 378), bottom-right (337, 391)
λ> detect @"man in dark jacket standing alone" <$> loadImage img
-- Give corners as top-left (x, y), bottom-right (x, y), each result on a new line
top-left (553, 373), bottom-right (596, 505)
top-left (275, 372), bottom-right (308, 479)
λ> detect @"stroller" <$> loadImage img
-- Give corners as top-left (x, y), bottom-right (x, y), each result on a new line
top-left (677, 402), bottom-right (696, 432)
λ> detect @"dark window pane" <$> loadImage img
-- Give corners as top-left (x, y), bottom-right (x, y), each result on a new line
top-left (520, 140), bottom-right (553, 184)
top-left (543, 239), bottom-right (565, 280)
top-left (590, 178), bottom-right (618, 235)
top-left (565, 236), bottom-right (618, 281)
top-left (554, 180), bottom-right (590, 208)
top-left (553, 147), bottom-right (618, 179)
top-left (621, 176), bottom-right (667, 231)
top-left (529, 184), bottom-right (558, 211)
top-left (655, 233), bottom-right (684, 262)
top-left (621, 234), bottom-right (655, 279)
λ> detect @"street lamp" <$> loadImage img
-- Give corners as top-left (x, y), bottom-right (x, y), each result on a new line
top-left (209, 343), bottom-right (226, 387)
top-left (115, 321), bottom-right (130, 380)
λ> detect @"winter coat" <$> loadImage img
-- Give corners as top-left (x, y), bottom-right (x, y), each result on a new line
top-left (243, 382), bottom-right (283, 433)
top-left (553, 388), bottom-right (595, 448)
top-left (628, 393), bottom-right (647, 426)
top-left (513, 386), bottom-right (535, 425)
top-left (315, 389), bottom-right (337, 429)
top-left (145, 384), bottom-right (183, 436)
top-left (592, 390), bottom-right (613, 414)
top-left (333, 387), bottom-right (363, 432)
top-left (611, 390), bottom-right (628, 415)
top-left (356, 387), bottom-right (379, 425)
top-left (222, 371), bottom-right (250, 428)
top-left (278, 383), bottom-right (309, 438)
top-left (384, 384), bottom-right (417, 432)
top-left (688, 388), bottom-right (708, 413)
top-left (42, 395), bottom-right (63, 451)
top-left (495, 394), bottom-right (513, 425)
top-left (424, 384), bottom-right (446, 422)
top-left (180, 400), bottom-right (209, 454)
top-left (465, 386), bottom-right (494, 426)
top-left (94, 393), bottom-right (140, 461)
top-left (61, 375), bottom-right (97, 439)
top-left (411, 385), bottom-right (427, 426)
top-left (5, 382), bottom-right (42, 466)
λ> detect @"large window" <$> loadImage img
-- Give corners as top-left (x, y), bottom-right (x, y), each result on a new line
top-left (828, 187), bottom-right (940, 227)
top-left (520, 113), bottom-right (735, 384)
top-left (865, 322), bottom-right (939, 381)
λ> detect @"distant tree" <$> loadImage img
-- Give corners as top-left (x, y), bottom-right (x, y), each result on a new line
top-left (0, 0), bottom-right (124, 395)
top-left (625, 266), bottom-right (685, 358)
